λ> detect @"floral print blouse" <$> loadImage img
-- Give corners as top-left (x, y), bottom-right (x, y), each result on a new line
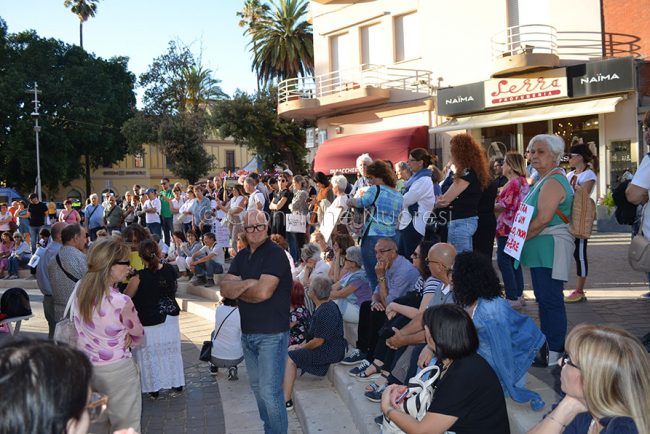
top-left (289, 306), bottom-right (311, 346)
top-left (496, 176), bottom-right (530, 238)
top-left (72, 287), bottom-right (145, 365)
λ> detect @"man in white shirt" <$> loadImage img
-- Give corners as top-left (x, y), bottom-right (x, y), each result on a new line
top-left (244, 177), bottom-right (265, 212)
top-left (190, 232), bottom-right (224, 288)
top-left (143, 188), bottom-right (162, 238)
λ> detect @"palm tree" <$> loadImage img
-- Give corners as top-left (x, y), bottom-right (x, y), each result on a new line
top-left (250, 0), bottom-right (314, 87)
top-left (237, 0), bottom-right (271, 91)
top-left (181, 65), bottom-right (227, 113)
top-left (63, 0), bottom-right (100, 49)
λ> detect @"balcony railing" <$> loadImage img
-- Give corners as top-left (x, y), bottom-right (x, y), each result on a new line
top-left (492, 24), bottom-right (642, 60)
top-left (277, 64), bottom-right (433, 106)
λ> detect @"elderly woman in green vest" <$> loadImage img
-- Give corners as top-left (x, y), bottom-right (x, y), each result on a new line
top-left (520, 134), bottom-right (574, 367)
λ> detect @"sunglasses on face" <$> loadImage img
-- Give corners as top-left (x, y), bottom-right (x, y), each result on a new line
top-left (114, 260), bottom-right (130, 266)
top-left (243, 224), bottom-right (266, 233)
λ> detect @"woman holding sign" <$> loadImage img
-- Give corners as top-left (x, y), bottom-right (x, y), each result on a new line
top-left (519, 134), bottom-right (574, 367)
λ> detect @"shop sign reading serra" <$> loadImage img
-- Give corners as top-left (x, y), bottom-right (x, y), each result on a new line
top-left (484, 75), bottom-right (568, 108)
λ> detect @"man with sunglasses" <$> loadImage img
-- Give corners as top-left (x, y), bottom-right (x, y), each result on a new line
top-left (221, 210), bottom-right (292, 434)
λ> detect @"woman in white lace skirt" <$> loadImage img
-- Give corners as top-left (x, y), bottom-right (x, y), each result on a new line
top-left (126, 239), bottom-right (185, 399)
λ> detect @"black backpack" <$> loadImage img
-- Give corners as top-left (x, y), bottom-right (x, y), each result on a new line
top-left (612, 180), bottom-right (637, 226)
top-left (0, 287), bottom-right (32, 319)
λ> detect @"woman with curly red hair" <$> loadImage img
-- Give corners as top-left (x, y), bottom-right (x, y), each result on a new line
top-left (435, 134), bottom-right (490, 253)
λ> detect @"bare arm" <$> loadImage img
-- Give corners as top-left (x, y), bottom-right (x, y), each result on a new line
top-left (239, 274), bottom-right (280, 303)
top-left (435, 178), bottom-right (470, 208)
top-left (626, 183), bottom-right (648, 205)
top-left (526, 178), bottom-right (565, 240)
top-left (300, 337), bottom-right (325, 350)
top-left (330, 283), bottom-right (357, 300)
top-left (124, 275), bottom-right (140, 298)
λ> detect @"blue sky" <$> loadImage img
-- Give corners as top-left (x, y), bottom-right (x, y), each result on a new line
top-left (1, 0), bottom-right (259, 101)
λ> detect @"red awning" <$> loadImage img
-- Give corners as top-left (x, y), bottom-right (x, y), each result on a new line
top-left (313, 126), bottom-right (429, 175)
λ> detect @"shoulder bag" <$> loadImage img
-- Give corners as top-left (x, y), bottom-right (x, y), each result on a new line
top-left (56, 254), bottom-right (80, 283)
top-left (199, 307), bottom-right (236, 362)
top-left (628, 205), bottom-right (650, 272)
top-left (382, 364), bottom-right (443, 434)
top-left (53, 282), bottom-right (80, 348)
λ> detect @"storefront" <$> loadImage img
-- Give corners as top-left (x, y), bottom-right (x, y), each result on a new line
top-left (432, 57), bottom-right (642, 196)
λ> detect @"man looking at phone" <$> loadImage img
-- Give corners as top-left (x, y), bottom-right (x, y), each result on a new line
top-left (220, 210), bottom-right (292, 434)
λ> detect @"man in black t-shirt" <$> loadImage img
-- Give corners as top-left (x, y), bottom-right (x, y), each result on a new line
top-left (221, 209), bottom-right (291, 434)
top-left (27, 193), bottom-right (48, 252)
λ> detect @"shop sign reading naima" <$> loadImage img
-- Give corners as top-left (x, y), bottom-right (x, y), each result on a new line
top-left (484, 74), bottom-right (568, 108)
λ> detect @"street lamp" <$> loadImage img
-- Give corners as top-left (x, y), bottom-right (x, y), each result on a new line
top-left (26, 82), bottom-right (42, 201)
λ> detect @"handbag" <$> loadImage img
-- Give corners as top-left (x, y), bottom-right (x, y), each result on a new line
top-left (382, 364), bottom-right (441, 433)
top-left (158, 296), bottom-right (180, 316)
top-left (199, 307), bottom-right (236, 362)
top-left (53, 283), bottom-right (80, 348)
top-left (629, 206), bottom-right (650, 272)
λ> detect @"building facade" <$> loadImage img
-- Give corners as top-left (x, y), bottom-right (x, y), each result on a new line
top-left (279, 0), bottom-right (650, 198)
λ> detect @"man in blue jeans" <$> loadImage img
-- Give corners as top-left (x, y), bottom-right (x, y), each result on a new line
top-left (189, 232), bottom-right (224, 288)
top-left (27, 193), bottom-right (48, 252)
top-left (221, 210), bottom-right (292, 434)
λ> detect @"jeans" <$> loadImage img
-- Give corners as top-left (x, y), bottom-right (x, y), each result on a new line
top-left (8, 255), bottom-right (30, 275)
top-left (496, 236), bottom-right (524, 300)
top-left (29, 225), bottom-right (42, 252)
top-left (195, 258), bottom-right (224, 279)
top-left (447, 216), bottom-right (478, 253)
top-left (286, 232), bottom-right (304, 263)
top-left (530, 267), bottom-right (567, 353)
top-left (398, 222), bottom-right (423, 259)
top-left (161, 216), bottom-right (174, 246)
top-left (146, 222), bottom-right (162, 238)
top-left (241, 332), bottom-right (288, 434)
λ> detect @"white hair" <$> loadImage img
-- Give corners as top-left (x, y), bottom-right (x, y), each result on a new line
top-left (356, 153), bottom-right (372, 168)
top-left (310, 276), bottom-right (333, 301)
top-left (89, 193), bottom-right (98, 201)
top-left (529, 134), bottom-right (566, 164)
top-left (301, 243), bottom-right (322, 262)
top-left (330, 174), bottom-right (348, 191)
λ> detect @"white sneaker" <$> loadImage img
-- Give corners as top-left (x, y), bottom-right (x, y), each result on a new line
top-left (548, 350), bottom-right (561, 367)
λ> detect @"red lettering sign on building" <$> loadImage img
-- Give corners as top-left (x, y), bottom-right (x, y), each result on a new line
top-left (484, 73), bottom-right (568, 108)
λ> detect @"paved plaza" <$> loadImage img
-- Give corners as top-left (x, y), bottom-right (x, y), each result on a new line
top-left (2, 231), bottom-right (649, 433)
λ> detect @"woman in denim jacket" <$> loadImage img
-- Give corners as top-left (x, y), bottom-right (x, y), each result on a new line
top-left (452, 251), bottom-right (546, 411)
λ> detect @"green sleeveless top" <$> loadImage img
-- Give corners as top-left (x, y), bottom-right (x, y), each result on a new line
top-left (520, 173), bottom-right (573, 269)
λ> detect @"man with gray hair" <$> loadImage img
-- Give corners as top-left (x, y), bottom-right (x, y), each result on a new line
top-left (220, 210), bottom-right (292, 434)
top-left (48, 224), bottom-right (88, 321)
top-left (83, 193), bottom-right (104, 241)
top-left (35, 221), bottom-right (67, 338)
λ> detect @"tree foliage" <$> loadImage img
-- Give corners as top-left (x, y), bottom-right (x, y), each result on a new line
top-left (0, 20), bottom-right (136, 197)
top-left (122, 41), bottom-right (223, 182)
top-left (249, 0), bottom-right (314, 87)
top-left (63, 0), bottom-right (100, 48)
top-left (237, 0), bottom-right (271, 91)
top-left (211, 87), bottom-right (308, 174)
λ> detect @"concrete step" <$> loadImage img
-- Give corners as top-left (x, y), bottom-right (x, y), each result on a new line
top-left (175, 293), bottom-right (217, 323)
top-left (327, 364), bottom-right (381, 434)
top-left (0, 277), bottom-right (39, 289)
top-left (507, 373), bottom-right (560, 433)
top-left (293, 372), bottom-right (358, 434)
top-left (180, 275), bottom-right (223, 301)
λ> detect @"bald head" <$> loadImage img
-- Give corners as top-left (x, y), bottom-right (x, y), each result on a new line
top-left (428, 243), bottom-right (457, 268)
top-left (244, 209), bottom-right (268, 226)
top-left (50, 222), bottom-right (67, 243)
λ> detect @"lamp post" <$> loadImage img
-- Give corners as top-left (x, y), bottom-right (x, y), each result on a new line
top-left (26, 82), bottom-right (42, 201)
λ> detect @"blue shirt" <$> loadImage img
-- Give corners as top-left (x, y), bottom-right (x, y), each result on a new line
top-left (84, 204), bottom-right (105, 229)
top-left (564, 413), bottom-right (638, 434)
top-left (36, 240), bottom-right (62, 296)
top-left (376, 255), bottom-right (420, 303)
top-left (191, 196), bottom-right (212, 226)
top-left (357, 185), bottom-right (403, 237)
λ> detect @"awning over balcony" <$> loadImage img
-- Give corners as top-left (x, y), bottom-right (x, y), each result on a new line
top-left (313, 126), bottom-right (429, 175)
top-left (430, 96), bottom-right (624, 133)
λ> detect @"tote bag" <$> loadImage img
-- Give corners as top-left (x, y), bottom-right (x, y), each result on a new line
top-left (53, 282), bottom-right (80, 348)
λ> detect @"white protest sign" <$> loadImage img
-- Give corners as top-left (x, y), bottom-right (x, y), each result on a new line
top-left (212, 221), bottom-right (231, 248)
top-left (504, 202), bottom-right (535, 261)
top-left (320, 204), bottom-right (343, 242)
top-left (286, 213), bottom-right (307, 233)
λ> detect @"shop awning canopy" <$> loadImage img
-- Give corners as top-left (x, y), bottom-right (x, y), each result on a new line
top-left (313, 125), bottom-right (429, 175)
top-left (429, 96), bottom-right (624, 133)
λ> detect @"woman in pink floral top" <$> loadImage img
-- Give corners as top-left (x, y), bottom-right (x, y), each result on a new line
top-left (71, 237), bottom-right (144, 433)
top-left (494, 153), bottom-right (530, 308)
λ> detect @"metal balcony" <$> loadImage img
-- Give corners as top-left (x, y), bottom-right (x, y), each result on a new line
top-left (277, 64), bottom-right (433, 119)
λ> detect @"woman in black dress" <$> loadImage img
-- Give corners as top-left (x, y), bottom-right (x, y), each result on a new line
top-left (283, 276), bottom-right (346, 409)
top-left (270, 175), bottom-right (294, 237)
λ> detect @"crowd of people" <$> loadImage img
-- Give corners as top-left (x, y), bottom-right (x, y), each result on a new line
top-left (2, 127), bottom-right (650, 434)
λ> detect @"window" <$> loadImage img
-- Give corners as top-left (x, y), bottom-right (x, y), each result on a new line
top-left (330, 32), bottom-right (353, 83)
top-left (361, 24), bottom-right (382, 67)
top-left (225, 150), bottom-right (235, 169)
top-left (134, 153), bottom-right (144, 168)
top-left (394, 12), bottom-right (419, 62)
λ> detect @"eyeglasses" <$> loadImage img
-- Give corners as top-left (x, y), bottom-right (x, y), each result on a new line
top-left (559, 352), bottom-right (580, 370)
top-left (411, 252), bottom-right (420, 259)
top-left (87, 392), bottom-right (108, 422)
top-left (425, 259), bottom-right (449, 269)
top-left (114, 260), bottom-right (130, 266)
top-left (375, 248), bottom-right (394, 255)
top-left (243, 224), bottom-right (266, 233)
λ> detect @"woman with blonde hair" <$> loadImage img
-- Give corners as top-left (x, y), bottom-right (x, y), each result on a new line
top-left (435, 133), bottom-right (491, 253)
top-left (528, 324), bottom-right (650, 434)
top-left (71, 237), bottom-right (145, 432)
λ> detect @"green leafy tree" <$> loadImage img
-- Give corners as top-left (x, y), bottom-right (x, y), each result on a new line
top-left (63, 0), bottom-right (99, 48)
top-left (122, 41), bottom-right (223, 181)
top-left (211, 87), bottom-right (308, 174)
top-left (237, 0), bottom-right (270, 91)
top-left (250, 0), bottom-right (314, 87)
top-left (0, 23), bottom-right (136, 197)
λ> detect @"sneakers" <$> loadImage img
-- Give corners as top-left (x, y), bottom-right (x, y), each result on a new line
top-left (191, 275), bottom-right (206, 285)
top-left (227, 366), bottom-right (238, 381)
top-left (169, 386), bottom-right (183, 397)
top-left (548, 350), bottom-right (561, 367)
top-left (209, 365), bottom-right (219, 376)
top-left (532, 341), bottom-right (549, 367)
top-left (204, 279), bottom-right (215, 288)
top-left (285, 400), bottom-right (293, 410)
top-left (7, 275), bottom-right (18, 280)
top-left (348, 359), bottom-right (371, 377)
top-left (364, 383), bottom-right (387, 402)
top-left (565, 290), bottom-right (587, 303)
top-left (341, 349), bottom-right (366, 365)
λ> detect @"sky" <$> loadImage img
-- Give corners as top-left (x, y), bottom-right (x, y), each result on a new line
top-left (1, 0), bottom-right (260, 102)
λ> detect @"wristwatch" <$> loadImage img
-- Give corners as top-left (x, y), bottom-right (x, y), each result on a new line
top-left (378, 276), bottom-right (386, 283)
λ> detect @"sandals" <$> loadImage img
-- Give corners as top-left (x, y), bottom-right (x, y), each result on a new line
top-left (354, 361), bottom-right (383, 382)
top-left (365, 371), bottom-right (390, 392)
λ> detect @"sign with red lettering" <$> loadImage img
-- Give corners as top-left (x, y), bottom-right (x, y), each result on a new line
top-left (484, 73), bottom-right (568, 108)
top-left (504, 202), bottom-right (535, 261)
